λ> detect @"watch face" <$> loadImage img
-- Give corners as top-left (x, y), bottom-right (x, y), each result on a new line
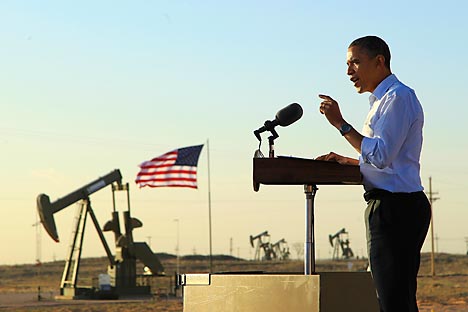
top-left (341, 124), bottom-right (352, 135)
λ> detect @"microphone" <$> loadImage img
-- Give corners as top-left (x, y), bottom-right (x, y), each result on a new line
top-left (275, 103), bottom-right (303, 127)
top-left (254, 103), bottom-right (303, 140)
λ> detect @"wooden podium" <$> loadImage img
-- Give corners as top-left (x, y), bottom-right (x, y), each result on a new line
top-left (253, 156), bottom-right (362, 189)
top-left (180, 156), bottom-right (379, 312)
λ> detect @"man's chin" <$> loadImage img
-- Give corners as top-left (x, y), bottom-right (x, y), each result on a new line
top-left (354, 86), bottom-right (369, 94)
top-left (354, 86), bottom-right (364, 93)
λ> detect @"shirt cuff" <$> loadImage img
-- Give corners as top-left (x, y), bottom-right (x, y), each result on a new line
top-left (361, 136), bottom-right (374, 164)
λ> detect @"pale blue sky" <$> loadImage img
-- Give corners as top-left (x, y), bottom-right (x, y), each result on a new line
top-left (1, 1), bottom-right (467, 265)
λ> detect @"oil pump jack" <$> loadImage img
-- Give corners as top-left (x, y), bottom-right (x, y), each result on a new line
top-left (328, 228), bottom-right (354, 260)
top-left (250, 231), bottom-right (275, 261)
top-left (36, 169), bottom-right (164, 299)
top-left (271, 238), bottom-right (290, 261)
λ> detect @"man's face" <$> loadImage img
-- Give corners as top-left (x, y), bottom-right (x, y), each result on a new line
top-left (346, 45), bottom-right (381, 94)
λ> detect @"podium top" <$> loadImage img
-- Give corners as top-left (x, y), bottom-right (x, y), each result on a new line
top-left (253, 157), bottom-right (362, 191)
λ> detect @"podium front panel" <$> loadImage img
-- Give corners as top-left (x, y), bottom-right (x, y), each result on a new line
top-left (181, 273), bottom-right (379, 312)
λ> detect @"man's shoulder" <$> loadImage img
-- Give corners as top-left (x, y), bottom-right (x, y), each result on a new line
top-left (387, 79), bottom-right (416, 98)
top-left (383, 79), bottom-right (422, 114)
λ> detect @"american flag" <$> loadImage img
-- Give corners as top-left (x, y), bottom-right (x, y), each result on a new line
top-left (135, 144), bottom-right (204, 189)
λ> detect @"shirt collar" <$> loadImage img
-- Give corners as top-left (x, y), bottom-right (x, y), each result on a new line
top-left (369, 74), bottom-right (398, 105)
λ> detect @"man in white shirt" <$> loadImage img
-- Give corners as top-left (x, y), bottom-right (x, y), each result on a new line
top-left (317, 36), bottom-right (431, 312)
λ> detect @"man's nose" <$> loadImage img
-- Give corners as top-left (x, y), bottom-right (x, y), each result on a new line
top-left (347, 65), bottom-right (354, 76)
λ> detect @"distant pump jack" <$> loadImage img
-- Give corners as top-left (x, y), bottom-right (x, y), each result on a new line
top-left (329, 228), bottom-right (354, 260)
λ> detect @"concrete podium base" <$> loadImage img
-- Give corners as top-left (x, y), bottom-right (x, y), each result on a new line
top-left (180, 272), bottom-right (379, 312)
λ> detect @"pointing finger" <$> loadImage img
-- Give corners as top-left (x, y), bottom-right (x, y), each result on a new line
top-left (318, 94), bottom-right (333, 100)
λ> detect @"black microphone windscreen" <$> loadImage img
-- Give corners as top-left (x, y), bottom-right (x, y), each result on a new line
top-left (275, 103), bottom-right (303, 127)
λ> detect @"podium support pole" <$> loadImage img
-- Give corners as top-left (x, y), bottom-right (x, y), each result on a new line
top-left (304, 184), bottom-right (318, 275)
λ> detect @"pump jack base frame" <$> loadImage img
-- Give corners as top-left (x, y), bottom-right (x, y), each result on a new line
top-left (180, 272), bottom-right (379, 312)
top-left (56, 285), bottom-right (152, 300)
top-left (56, 286), bottom-right (119, 300)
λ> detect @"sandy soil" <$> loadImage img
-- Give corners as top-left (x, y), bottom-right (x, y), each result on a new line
top-left (0, 292), bottom-right (183, 311)
top-left (419, 302), bottom-right (468, 312)
top-left (1, 293), bottom-right (468, 312)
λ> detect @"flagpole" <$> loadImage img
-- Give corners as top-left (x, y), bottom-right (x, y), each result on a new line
top-left (207, 139), bottom-right (213, 273)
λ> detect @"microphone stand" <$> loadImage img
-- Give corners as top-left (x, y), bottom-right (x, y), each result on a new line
top-left (267, 129), bottom-right (279, 158)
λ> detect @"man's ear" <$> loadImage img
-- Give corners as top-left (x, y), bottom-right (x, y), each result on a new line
top-left (376, 54), bottom-right (386, 67)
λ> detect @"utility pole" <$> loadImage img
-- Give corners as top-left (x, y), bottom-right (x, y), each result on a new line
top-left (426, 176), bottom-right (440, 277)
top-left (33, 212), bottom-right (42, 267)
top-left (33, 213), bottom-right (42, 284)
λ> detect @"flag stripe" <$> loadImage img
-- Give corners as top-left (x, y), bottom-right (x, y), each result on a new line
top-left (136, 177), bottom-right (197, 183)
top-left (137, 171), bottom-right (197, 179)
top-left (139, 165), bottom-right (195, 171)
top-left (138, 183), bottom-right (198, 189)
top-left (137, 170), bottom-right (197, 176)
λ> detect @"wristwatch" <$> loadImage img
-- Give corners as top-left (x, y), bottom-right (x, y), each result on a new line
top-left (339, 123), bottom-right (352, 136)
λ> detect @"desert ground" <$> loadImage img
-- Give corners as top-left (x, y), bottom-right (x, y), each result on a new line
top-left (1, 252), bottom-right (467, 311)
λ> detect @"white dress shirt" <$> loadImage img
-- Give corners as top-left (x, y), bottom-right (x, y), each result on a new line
top-left (360, 74), bottom-right (425, 192)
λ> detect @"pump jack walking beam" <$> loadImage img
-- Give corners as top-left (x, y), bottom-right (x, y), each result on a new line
top-left (36, 169), bottom-right (122, 242)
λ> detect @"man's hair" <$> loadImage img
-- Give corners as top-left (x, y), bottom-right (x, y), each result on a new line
top-left (349, 36), bottom-right (391, 70)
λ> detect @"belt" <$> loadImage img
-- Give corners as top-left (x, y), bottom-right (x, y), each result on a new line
top-left (363, 188), bottom-right (423, 202)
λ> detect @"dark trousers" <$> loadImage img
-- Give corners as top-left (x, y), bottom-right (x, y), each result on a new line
top-left (364, 189), bottom-right (431, 312)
